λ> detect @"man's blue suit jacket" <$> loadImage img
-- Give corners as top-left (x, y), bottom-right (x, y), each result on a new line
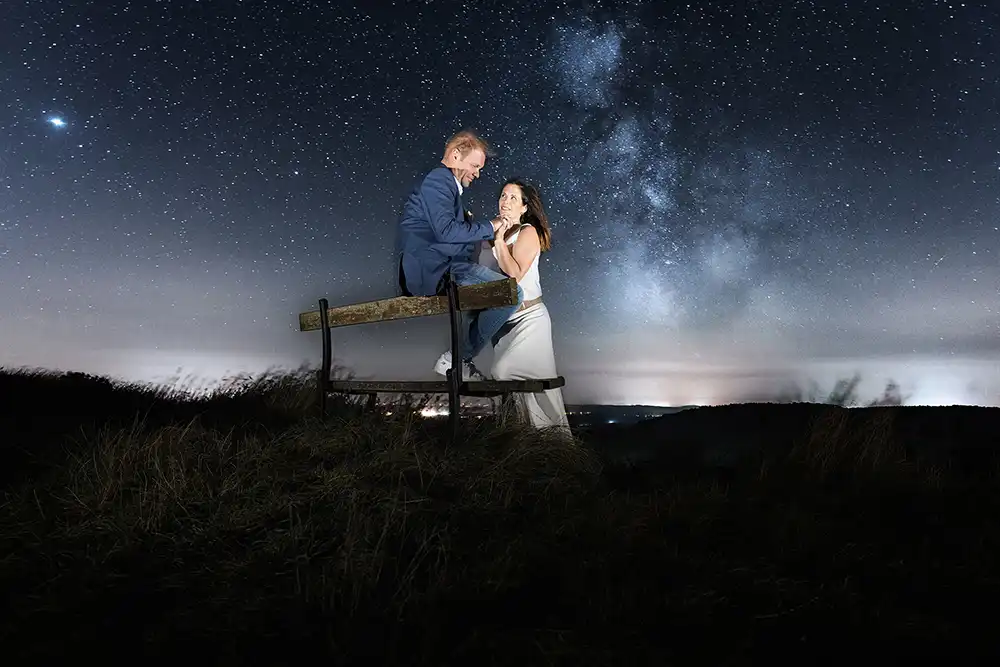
top-left (396, 165), bottom-right (496, 296)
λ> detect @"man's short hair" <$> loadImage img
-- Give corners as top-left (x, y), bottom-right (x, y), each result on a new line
top-left (444, 129), bottom-right (493, 159)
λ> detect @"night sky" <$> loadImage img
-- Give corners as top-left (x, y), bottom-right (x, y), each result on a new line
top-left (3, 0), bottom-right (999, 406)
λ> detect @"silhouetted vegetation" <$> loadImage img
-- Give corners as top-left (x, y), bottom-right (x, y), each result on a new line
top-left (1, 367), bottom-right (998, 664)
top-left (773, 372), bottom-right (908, 406)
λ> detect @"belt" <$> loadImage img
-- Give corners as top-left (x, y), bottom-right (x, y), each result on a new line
top-left (515, 296), bottom-right (542, 313)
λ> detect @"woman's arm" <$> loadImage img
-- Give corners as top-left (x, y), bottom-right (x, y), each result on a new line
top-left (494, 225), bottom-right (540, 282)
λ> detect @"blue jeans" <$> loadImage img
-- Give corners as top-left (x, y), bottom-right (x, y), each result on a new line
top-left (448, 261), bottom-right (523, 361)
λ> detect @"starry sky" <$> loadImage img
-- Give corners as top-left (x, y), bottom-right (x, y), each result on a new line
top-left (2, 0), bottom-right (999, 406)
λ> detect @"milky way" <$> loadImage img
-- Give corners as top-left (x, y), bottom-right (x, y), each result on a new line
top-left (2, 1), bottom-right (998, 406)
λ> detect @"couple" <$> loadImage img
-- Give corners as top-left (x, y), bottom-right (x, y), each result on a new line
top-left (396, 129), bottom-right (569, 431)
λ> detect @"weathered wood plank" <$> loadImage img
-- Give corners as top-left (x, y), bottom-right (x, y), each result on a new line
top-left (299, 278), bottom-right (518, 331)
top-left (325, 376), bottom-right (565, 397)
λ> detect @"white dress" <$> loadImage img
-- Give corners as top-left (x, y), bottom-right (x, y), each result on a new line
top-left (477, 226), bottom-right (571, 432)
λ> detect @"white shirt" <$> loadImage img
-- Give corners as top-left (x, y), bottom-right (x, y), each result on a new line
top-left (455, 175), bottom-right (463, 196)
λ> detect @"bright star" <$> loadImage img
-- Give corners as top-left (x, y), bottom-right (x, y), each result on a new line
top-left (47, 117), bottom-right (66, 128)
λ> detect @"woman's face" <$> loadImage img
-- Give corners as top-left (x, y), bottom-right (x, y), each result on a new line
top-left (498, 184), bottom-right (528, 221)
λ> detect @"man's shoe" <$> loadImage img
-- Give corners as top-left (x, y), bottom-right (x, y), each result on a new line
top-left (433, 351), bottom-right (487, 380)
top-left (462, 359), bottom-right (487, 381)
top-left (432, 351), bottom-right (453, 376)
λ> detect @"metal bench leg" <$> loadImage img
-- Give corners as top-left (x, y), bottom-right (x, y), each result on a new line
top-left (318, 297), bottom-right (331, 419)
top-left (446, 274), bottom-right (461, 441)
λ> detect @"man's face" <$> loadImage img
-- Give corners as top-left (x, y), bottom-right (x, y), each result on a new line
top-left (453, 148), bottom-right (486, 187)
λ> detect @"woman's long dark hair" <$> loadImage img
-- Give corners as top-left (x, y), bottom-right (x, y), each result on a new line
top-left (501, 177), bottom-right (553, 252)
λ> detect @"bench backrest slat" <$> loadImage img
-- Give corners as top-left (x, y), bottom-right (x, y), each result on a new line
top-left (299, 277), bottom-right (517, 331)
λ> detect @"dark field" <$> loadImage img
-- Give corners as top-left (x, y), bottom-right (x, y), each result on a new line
top-left (2, 367), bottom-right (999, 665)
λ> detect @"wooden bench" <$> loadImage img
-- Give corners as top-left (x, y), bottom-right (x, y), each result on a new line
top-left (298, 275), bottom-right (565, 437)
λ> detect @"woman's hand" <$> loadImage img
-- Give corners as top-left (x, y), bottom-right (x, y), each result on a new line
top-left (495, 216), bottom-right (515, 240)
top-left (500, 211), bottom-right (521, 228)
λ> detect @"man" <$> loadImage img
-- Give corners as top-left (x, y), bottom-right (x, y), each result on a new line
top-left (397, 129), bottom-right (523, 380)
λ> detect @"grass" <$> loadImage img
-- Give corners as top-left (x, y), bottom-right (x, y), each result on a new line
top-left (1, 366), bottom-right (999, 664)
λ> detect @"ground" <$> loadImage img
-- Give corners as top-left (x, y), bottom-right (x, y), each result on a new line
top-left (1, 368), bottom-right (998, 664)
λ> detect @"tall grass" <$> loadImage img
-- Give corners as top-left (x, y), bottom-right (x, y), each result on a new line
top-left (1, 367), bottom-right (998, 664)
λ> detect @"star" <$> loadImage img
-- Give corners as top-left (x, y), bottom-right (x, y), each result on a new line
top-left (0, 1), bottom-right (996, 408)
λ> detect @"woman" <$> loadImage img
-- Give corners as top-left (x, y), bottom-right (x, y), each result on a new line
top-left (479, 178), bottom-right (570, 432)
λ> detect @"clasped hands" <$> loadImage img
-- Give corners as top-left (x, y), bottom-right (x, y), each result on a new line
top-left (490, 212), bottom-right (519, 236)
